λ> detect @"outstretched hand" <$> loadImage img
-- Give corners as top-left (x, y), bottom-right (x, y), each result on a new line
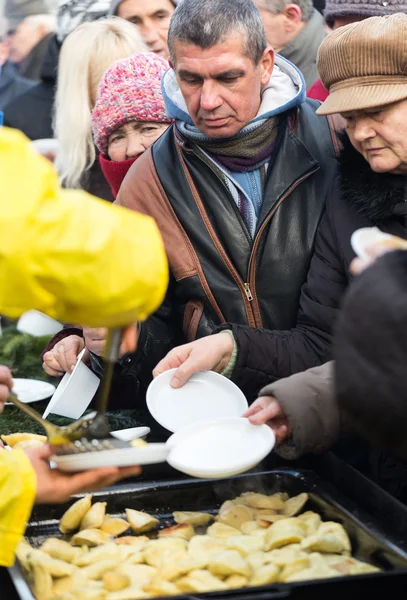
top-left (243, 396), bottom-right (292, 445)
top-left (153, 332), bottom-right (234, 388)
top-left (27, 445), bottom-right (141, 504)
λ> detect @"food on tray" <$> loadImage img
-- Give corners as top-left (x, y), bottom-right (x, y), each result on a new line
top-left (1, 432), bottom-right (47, 448)
top-left (173, 511), bottom-right (213, 526)
top-left (158, 524), bottom-right (194, 541)
top-left (101, 517), bottom-right (130, 537)
top-left (17, 490), bottom-right (381, 600)
top-left (126, 509), bottom-right (159, 533)
top-left (60, 495), bottom-right (92, 534)
top-left (80, 502), bottom-right (107, 531)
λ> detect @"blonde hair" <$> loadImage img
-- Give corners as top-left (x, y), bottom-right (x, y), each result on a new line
top-left (54, 18), bottom-right (146, 189)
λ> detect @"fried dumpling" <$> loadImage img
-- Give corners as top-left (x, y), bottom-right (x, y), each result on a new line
top-left (143, 580), bottom-right (179, 596)
top-left (188, 535), bottom-right (227, 560)
top-left (106, 586), bottom-right (150, 600)
top-left (264, 544), bottom-right (308, 567)
top-left (278, 558), bottom-right (311, 582)
top-left (216, 504), bottom-right (255, 529)
top-left (52, 571), bottom-right (87, 596)
top-left (158, 523), bottom-right (194, 541)
top-left (238, 492), bottom-right (285, 511)
top-left (226, 535), bottom-right (264, 556)
top-left (125, 509), bottom-right (159, 534)
top-left (301, 522), bottom-right (351, 554)
top-left (29, 549), bottom-right (76, 578)
top-left (297, 511), bottom-right (322, 536)
top-left (60, 495), bottom-right (92, 534)
top-left (283, 564), bottom-right (340, 583)
top-left (208, 550), bottom-right (251, 578)
top-left (103, 570), bottom-right (131, 592)
top-left (240, 521), bottom-right (262, 534)
top-left (281, 493), bottom-right (309, 517)
top-left (41, 538), bottom-right (82, 563)
top-left (246, 551), bottom-right (266, 572)
top-left (114, 536), bottom-right (149, 548)
top-left (207, 522), bottom-right (242, 539)
top-left (264, 518), bottom-right (307, 551)
top-left (15, 539), bottom-right (33, 571)
top-left (176, 569), bottom-right (227, 593)
top-left (143, 538), bottom-right (187, 567)
top-left (100, 517), bottom-right (130, 537)
top-left (80, 502), bottom-right (107, 531)
top-left (71, 528), bottom-right (112, 547)
top-left (117, 564), bottom-right (156, 587)
top-left (73, 543), bottom-right (120, 567)
top-left (82, 559), bottom-right (120, 581)
top-left (225, 574), bottom-right (249, 589)
top-left (32, 561), bottom-right (53, 600)
top-left (173, 511), bottom-right (213, 526)
top-left (1, 432), bottom-right (47, 447)
top-left (257, 515), bottom-right (287, 526)
top-left (250, 563), bottom-right (280, 586)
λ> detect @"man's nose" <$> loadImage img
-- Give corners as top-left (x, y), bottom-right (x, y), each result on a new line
top-left (200, 80), bottom-right (223, 112)
top-left (140, 21), bottom-right (160, 45)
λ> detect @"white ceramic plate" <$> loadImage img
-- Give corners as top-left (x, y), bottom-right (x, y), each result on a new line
top-left (147, 369), bottom-right (248, 432)
top-left (351, 227), bottom-right (393, 261)
top-left (7, 379), bottom-right (56, 404)
top-left (52, 443), bottom-right (169, 472)
top-left (167, 417), bottom-right (275, 479)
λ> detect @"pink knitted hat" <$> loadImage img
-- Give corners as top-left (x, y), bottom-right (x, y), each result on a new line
top-left (92, 52), bottom-right (173, 155)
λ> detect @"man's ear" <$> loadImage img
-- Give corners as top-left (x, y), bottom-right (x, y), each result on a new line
top-left (260, 46), bottom-right (274, 86)
top-left (283, 3), bottom-right (303, 29)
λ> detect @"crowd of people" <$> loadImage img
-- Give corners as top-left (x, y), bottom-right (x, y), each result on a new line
top-left (1, 0), bottom-right (407, 569)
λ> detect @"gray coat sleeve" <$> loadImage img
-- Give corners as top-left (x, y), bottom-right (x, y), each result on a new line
top-left (259, 362), bottom-right (340, 460)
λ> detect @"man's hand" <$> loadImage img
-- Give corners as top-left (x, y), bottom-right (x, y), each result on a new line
top-left (43, 335), bottom-right (86, 376)
top-left (0, 365), bottom-right (13, 414)
top-left (27, 445), bottom-right (141, 504)
top-left (153, 332), bottom-right (234, 388)
top-left (243, 396), bottom-right (291, 445)
top-left (351, 237), bottom-right (407, 275)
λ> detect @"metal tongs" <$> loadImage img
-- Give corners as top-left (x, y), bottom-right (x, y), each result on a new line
top-left (7, 328), bottom-right (123, 450)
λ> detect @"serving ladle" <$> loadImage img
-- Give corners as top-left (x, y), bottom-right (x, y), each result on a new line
top-left (7, 328), bottom-right (122, 449)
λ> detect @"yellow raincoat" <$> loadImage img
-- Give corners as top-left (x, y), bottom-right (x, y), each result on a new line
top-left (0, 128), bottom-right (169, 566)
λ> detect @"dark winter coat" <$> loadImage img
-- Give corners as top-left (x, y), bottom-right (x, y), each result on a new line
top-left (228, 135), bottom-right (407, 401)
top-left (86, 101), bottom-right (342, 407)
top-left (17, 32), bottom-right (54, 82)
top-left (0, 61), bottom-right (35, 111)
top-left (3, 35), bottom-right (59, 140)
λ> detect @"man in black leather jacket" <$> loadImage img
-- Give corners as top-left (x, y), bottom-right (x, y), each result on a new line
top-left (43, 0), bottom-right (341, 409)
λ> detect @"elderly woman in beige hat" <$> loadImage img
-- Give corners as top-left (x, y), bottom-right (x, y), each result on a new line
top-left (151, 15), bottom-right (407, 499)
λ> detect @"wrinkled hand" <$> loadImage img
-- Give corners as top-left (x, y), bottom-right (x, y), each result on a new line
top-left (0, 365), bottom-right (13, 415)
top-left (243, 396), bottom-right (291, 445)
top-left (153, 332), bottom-right (234, 388)
top-left (82, 324), bottom-right (138, 358)
top-left (43, 335), bottom-right (86, 376)
top-left (27, 445), bottom-right (141, 504)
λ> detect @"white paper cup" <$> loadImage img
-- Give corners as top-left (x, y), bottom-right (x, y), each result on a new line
top-left (17, 310), bottom-right (63, 337)
top-left (31, 138), bottom-right (59, 158)
top-left (43, 349), bottom-right (100, 419)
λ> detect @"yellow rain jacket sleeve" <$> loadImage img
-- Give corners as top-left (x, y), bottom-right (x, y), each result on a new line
top-left (0, 450), bottom-right (36, 567)
top-left (0, 128), bottom-right (169, 565)
top-left (0, 128), bottom-right (168, 326)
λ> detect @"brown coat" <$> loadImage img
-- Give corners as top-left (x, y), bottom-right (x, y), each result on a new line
top-left (260, 362), bottom-right (339, 460)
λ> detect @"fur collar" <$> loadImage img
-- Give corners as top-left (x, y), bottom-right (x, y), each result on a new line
top-left (339, 134), bottom-right (407, 224)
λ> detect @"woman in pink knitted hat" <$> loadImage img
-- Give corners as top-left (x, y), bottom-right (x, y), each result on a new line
top-left (92, 51), bottom-right (173, 197)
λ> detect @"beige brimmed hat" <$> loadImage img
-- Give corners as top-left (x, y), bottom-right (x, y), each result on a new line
top-left (316, 14), bottom-right (407, 115)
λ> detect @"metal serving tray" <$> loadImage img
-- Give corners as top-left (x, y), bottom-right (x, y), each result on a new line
top-left (9, 465), bottom-right (407, 600)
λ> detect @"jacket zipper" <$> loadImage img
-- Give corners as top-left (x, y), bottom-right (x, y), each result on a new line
top-left (246, 166), bottom-right (319, 327)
